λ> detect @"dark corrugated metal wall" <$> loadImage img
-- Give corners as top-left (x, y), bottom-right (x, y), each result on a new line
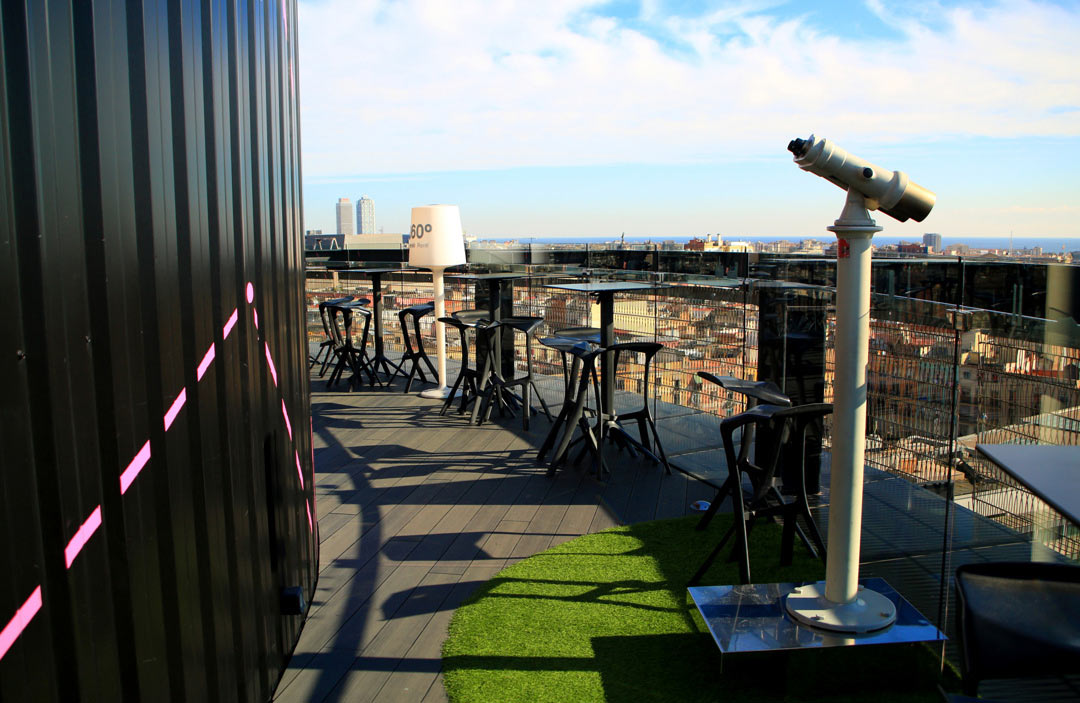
top-left (0, 0), bottom-right (314, 700)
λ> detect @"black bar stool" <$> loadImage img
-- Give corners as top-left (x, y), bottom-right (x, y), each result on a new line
top-left (312, 296), bottom-right (356, 375)
top-left (537, 337), bottom-right (605, 478)
top-left (605, 342), bottom-right (671, 474)
top-left (474, 316), bottom-right (553, 430)
top-left (688, 402), bottom-right (832, 586)
top-left (548, 326), bottom-right (602, 393)
top-left (693, 373), bottom-right (791, 530)
top-left (438, 310), bottom-right (492, 418)
top-left (388, 302), bottom-right (437, 392)
top-left (326, 302), bottom-right (376, 390)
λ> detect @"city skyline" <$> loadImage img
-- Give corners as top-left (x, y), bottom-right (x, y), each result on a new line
top-left (299, 1), bottom-right (1080, 239)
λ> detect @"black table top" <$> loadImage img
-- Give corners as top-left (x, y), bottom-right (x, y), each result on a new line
top-left (664, 276), bottom-right (745, 289)
top-left (352, 267), bottom-right (419, 274)
top-left (976, 444), bottom-right (1080, 524)
top-left (447, 271), bottom-right (533, 281)
top-left (545, 281), bottom-right (664, 294)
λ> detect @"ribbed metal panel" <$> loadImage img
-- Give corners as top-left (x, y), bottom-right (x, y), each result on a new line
top-left (0, 1), bottom-right (314, 701)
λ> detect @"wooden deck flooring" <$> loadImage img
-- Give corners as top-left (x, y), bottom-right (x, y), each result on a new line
top-left (272, 376), bottom-right (713, 703)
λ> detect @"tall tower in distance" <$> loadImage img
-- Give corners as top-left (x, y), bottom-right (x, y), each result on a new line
top-left (923, 232), bottom-right (943, 252)
top-left (336, 197), bottom-right (354, 235)
top-left (357, 195), bottom-right (375, 234)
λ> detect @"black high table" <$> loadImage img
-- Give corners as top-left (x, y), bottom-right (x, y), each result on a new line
top-left (544, 281), bottom-right (668, 456)
top-left (545, 281), bottom-right (664, 412)
top-left (353, 267), bottom-right (418, 381)
top-left (448, 272), bottom-right (535, 380)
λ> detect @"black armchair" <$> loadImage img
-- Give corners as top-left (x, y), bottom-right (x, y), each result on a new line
top-left (952, 561), bottom-right (1080, 699)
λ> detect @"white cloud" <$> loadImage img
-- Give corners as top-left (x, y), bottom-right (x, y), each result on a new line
top-left (297, 0), bottom-right (1080, 178)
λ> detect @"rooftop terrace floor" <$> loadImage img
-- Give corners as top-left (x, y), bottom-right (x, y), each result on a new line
top-left (272, 374), bottom-right (715, 703)
top-left (273, 369), bottom-right (1036, 703)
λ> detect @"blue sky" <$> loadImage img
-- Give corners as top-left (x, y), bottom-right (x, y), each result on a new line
top-left (296, 0), bottom-right (1080, 239)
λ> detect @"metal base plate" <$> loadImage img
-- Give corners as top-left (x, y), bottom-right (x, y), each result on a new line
top-left (419, 386), bottom-right (455, 399)
top-left (785, 581), bottom-right (896, 633)
top-left (688, 577), bottom-right (943, 653)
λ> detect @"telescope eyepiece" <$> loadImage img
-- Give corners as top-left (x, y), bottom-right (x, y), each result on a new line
top-left (787, 138), bottom-right (809, 157)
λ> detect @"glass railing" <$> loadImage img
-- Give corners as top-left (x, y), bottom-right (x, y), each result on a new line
top-left (306, 242), bottom-right (1079, 332)
top-left (306, 255), bottom-right (1078, 555)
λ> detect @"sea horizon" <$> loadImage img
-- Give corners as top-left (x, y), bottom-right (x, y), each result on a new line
top-left (476, 234), bottom-right (1080, 252)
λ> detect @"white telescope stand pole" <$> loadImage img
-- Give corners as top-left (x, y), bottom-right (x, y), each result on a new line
top-left (785, 187), bottom-right (897, 633)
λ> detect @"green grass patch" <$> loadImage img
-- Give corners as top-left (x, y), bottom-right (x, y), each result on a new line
top-left (443, 515), bottom-right (955, 702)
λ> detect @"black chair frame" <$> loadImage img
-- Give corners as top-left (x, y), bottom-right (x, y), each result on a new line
top-left (326, 302), bottom-right (378, 390)
top-left (438, 311), bottom-right (491, 419)
top-left (688, 402), bottom-right (832, 585)
top-left (388, 302), bottom-right (437, 392)
top-left (538, 338), bottom-right (606, 478)
top-left (602, 342), bottom-right (671, 474)
top-left (474, 316), bottom-right (553, 430)
top-left (312, 296), bottom-right (356, 375)
top-left (694, 372), bottom-right (791, 530)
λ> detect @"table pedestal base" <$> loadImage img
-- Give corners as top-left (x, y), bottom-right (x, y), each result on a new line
top-left (420, 386), bottom-right (462, 400)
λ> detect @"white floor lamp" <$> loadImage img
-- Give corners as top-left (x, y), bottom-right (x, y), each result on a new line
top-left (409, 205), bottom-right (467, 399)
top-left (784, 135), bottom-right (936, 632)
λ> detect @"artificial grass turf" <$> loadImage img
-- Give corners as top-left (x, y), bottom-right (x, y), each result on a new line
top-left (442, 514), bottom-right (956, 703)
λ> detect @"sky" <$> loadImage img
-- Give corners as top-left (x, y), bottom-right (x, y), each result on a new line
top-left (296, 0), bottom-right (1080, 240)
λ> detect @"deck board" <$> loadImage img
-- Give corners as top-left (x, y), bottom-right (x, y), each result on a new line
top-left (274, 375), bottom-right (692, 702)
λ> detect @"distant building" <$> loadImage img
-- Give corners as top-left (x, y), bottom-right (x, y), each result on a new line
top-left (305, 229), bottom-right (323, 236)
top-left (357, 195), bottom-right (375, 234)
top-left (898, 241), bottom-right (928, 254)
top-left (305, 233), bottom-right (406, 252)
top-left (684, 233), bottom-right (722, 252)
top-left (923, 233), bottom-right (943, 252)
top-left (796, 239), bottom-right (826, 254)
top-left (335, 198), bottom-right (354, 235)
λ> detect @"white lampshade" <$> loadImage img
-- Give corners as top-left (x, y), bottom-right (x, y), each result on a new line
top-left (409, 205), bottom-right (466, 268)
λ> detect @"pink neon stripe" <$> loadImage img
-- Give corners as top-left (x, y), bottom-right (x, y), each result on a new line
top-left (246, 282), bottom-right (254, 303)
top-left (120, 441), bottom-right (152, 494)
top-left (223, 309), bottom-right (239, 339)
top-left (163, 388), bottom-right (187, 431)
top-left (64, 506), bottom-right (102, 568)
top-left (0, 586), bottom-right (42, 662)
top-left (281, 400), bottom-right (293, 440)
top-left (294, 451), bottom-right (304, 489)
top-left (306, 500), bottom-right (313, 533)
top-left (265, 343), bottom-right (278, 386)
top-left (196, 343), bottom-right (216, 381)
top-left (253, 308), bottom-right (259, 330)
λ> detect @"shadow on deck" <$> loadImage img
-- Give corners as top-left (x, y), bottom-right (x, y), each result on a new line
top-left (272, 373), bottom-right (715, 703)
